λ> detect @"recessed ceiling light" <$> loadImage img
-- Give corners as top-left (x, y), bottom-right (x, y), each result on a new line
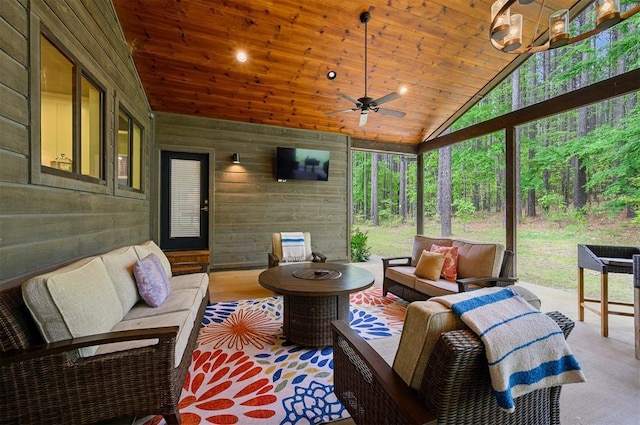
top-left (327, 70), bottom-right (337, 80)
top-left (236, 51), bottom-right (248, 63)
top-left (399, 86), bottom-right (408, 95)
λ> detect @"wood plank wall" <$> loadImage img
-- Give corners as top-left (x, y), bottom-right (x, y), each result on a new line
top-left (0, 0), bottom-right (152, 288)
top-left (154, 112), bottom-right (350, 270)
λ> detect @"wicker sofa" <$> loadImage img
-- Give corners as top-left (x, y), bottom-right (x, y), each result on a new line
top-left (0, 241), bottom-right (209, 425)
top-left (331, 287), bottom-right (576, 425)
top-left (382, 235), bottom-right (516, 301)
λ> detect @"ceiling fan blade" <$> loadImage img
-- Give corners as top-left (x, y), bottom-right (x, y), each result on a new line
top-left (326, 108), bottom-right (358, 116)
top-left (359, 111), bottom-right (369, 126)
top-left (372, 92), bottom-right (400, 106)
top-left (338, 92), bottom-right (361, 105)
top-left (376, 108), bottom-right (406, 118)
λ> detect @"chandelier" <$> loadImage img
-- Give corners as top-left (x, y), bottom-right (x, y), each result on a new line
top-left (490, 0), bottom-right (640, 53)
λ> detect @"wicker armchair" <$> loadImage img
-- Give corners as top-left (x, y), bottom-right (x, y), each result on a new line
top-left (331, 293), bottom-right (576, 425)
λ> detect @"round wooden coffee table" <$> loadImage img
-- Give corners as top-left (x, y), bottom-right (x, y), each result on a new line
top-left (259, 262), bottom-right (374, 346)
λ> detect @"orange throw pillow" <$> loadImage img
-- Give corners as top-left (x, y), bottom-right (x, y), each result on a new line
top-left (414, 250), bottom-right (446, 281)
top-left (430, 244), bottom-right (459, 281)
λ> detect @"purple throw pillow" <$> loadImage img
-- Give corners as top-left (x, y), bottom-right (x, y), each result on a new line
top-left (134, 253), bottom-right (170, 307)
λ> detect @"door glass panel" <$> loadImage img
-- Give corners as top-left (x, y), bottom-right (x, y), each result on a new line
top-left (170, 158), bottom-right (201, 238)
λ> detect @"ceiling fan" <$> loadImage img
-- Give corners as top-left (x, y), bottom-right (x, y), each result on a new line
top-left (326, 11), bottom-right (406, 127)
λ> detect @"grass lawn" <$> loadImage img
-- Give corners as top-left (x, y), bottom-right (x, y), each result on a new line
top-left (355, 212), bottom-right (639, 303)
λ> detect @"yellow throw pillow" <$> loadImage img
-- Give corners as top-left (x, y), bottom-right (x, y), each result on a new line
top-left (414, 250), bottom-right (446, 281)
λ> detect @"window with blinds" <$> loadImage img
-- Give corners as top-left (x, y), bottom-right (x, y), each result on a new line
top-left (170, 158), bottom-right (201, 238)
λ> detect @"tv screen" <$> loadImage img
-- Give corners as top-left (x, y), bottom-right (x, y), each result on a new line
top-left (276, 147), bottom-right (330, 181)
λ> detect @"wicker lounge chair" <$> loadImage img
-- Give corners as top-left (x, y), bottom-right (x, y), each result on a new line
top-left (331, 288), bottom-right (576, 425)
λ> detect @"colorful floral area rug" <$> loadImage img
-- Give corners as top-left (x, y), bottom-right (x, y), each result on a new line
top-left (141, 287), bottom-right (407, 425)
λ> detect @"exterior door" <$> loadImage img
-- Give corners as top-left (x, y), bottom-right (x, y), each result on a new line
top-left (160, 151), bottom-right (209, 250)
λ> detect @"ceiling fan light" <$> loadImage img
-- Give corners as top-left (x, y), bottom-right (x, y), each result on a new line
top-left (502, 14), bottom-right (522, 53)
top-left (236, 51), bottom-right (248, 63)
top-left (595, 0), bottom-right (621, 30)
top-left (491, 0), bottom-right (511, 40)
top-left (549, 9), bottom-right (570, 48)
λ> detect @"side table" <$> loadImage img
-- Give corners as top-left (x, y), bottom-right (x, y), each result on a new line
top-left (164, 249), bottom-right (210, 275)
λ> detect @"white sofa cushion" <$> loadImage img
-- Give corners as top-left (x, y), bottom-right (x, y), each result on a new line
top-left (125, 288), bottom-right (202, 321)
top-left (95, 310), bottom-right (195, 367)
top-left (23, 257), bottom-right (124, 357)
top-left (101, 246), bottom-right (141, 311)
top-left (170, 273), bottom-right (209, 298)
top-left (135, 240), bottom-right (173, 278)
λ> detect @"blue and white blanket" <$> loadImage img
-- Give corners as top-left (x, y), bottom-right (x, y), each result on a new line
top-left (280, 232), bottom-right (306, 262)
top-left (434, 287), bottom-right (585, 412)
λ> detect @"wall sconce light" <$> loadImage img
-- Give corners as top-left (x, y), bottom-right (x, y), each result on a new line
top-left (232, 153), bottom-right (240, 164)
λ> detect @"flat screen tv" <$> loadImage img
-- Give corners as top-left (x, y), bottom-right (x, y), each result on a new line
top-left (276, 147), bottom-right (330, 181)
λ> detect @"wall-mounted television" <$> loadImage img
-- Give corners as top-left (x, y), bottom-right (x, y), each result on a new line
top-left (276, 147), bottom-right (330, 181)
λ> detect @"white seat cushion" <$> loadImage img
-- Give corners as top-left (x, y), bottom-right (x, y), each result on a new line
top-left (95, 310), bottom-right (195, 368)
top-left (169, 272), bottom-right (209, 298)
top-left (385, 266), bottom-right (417, 288)
top-left (125, 288), bottom-right (202, 321)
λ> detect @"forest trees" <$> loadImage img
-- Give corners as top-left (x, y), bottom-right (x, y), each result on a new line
top-left (351, 8), bottom-right (639, 226)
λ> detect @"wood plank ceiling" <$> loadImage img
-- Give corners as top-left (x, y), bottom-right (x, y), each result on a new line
top-left (113, 0), bottom-right (581, 150)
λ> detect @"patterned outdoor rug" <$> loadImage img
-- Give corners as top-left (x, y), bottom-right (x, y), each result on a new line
top-left (140, 287), bottom-right (407, 425)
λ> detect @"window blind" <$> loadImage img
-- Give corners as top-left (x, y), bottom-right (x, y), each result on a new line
top-left (170, 158), bottom-right (200, 238)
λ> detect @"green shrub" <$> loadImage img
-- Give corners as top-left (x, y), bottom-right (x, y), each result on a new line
top-left (453, 198), bottom-right (476, 231)
top-left (351, 227), bottom-right (372, 262)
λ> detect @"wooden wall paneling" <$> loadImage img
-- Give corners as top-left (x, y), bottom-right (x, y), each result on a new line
top-left (0, 115), bottom-right (28, 155)
top-left (155, 112), bottom-right (349, 270)
top-left (0, 80), bottom-right (28, 127)
top-left (0, 210), bottom-right (147, 248)
top-left (0, 151), bottom-right (28, 184)
top-left (0, 224), bottom-right (149, 284)
top-left (0, 0), bottom-right (28, 34)
top-left (0, 0), bottom-right (153, 284)
top-left (0, 49), bottom-right (28, 96)
top-left (0, 11), bottom-right (27, 63)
